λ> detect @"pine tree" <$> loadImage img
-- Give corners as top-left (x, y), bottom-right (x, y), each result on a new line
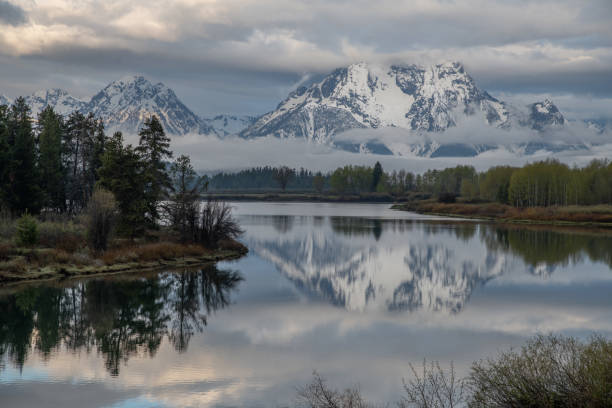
top-left (136, 115), bottom-right (172, 226)
top-left (6, 97), bottom-right (42, 214)
top-left (164, 155), bottom-right (207, 242)
top-left (98, 132), bottom-right (147, 237)
top-left (37, 106), bottom-right (65, 212)
top-left (371, 161), bottom-right (383, 192)
top-left (0, 105), bottom-right (10, 207)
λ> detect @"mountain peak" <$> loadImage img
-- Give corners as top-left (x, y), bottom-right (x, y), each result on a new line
top-left (87, 76), bottom-right (210, 135)
top-left (241, 60), bottom-right (507, 141)
top-left (527, 99), bottom-right (565, 130)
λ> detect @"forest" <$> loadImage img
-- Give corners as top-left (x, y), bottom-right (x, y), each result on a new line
top-left (210, 160), bottom-right (612, 208)
top-left (0, 97), bottom-right (243, 283)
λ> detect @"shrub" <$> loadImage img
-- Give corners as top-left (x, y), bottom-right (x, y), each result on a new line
top-left (196, 199), bottom-right (243, 249)
top-left (38, 220), bottom-right (85, 252)
top-left (438, 192), bottom-right (457, 203)
top-left (16, 212), bottom-right (38, 247)
top-left (468, 334), bottom-right (612, 407)
top-left (399, 360), bottom-right (466, 408)
top-left (86, 188), bottom-right (118, 251)
top-left (297, 371), bottom-right (372, 408)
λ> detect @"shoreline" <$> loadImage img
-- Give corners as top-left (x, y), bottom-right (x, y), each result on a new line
top-left (391, 201), bottom-right (612, 227)
top-left (207, 192), bottom-right (398, 203)
top-left (0, 244), bottom-right (248, 287)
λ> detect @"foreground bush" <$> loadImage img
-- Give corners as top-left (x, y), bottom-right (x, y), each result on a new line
top-left (16, 212), bottom-right (38, 247)
top-left (196, 198), bottom-right (243, 249)
top-left (86, 188), bottom-right (118, 251)
top-left (299, 334), bottom-right (612, 408)
top-left (38, 219), bottom-right (85, 252)
top-left (469, 334), bottom-right (612, 407)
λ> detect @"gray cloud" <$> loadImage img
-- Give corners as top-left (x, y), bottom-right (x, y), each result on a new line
top-left (0, 0), bottom-right (26, 26)
top-left (0, 0), bottom-right (610, 117)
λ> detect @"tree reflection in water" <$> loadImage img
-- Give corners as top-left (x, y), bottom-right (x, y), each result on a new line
top-left (0, 265), bottom-right (242, 375)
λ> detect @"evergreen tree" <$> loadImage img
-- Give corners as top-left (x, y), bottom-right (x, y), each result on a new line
top-left (136, 115), bottom-right (172, 226)
top-left (6, 97), bottom-right (42, 214)
top-left (37, 106), bottom-right (66, 212)
top-left (98, 132), bottom-right (147, 237)
top-left (371, 161), bottom-right (383, 192)
top-left (164, 155), bottom-right (207, 243)
top-left (0, 105), bottom-right (10, 207)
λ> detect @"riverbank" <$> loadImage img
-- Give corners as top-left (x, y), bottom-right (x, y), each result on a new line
top-left (0, 240), bottom-right (248, 287)
top-left (207, 192), bottom-right (402, 202)
top-left (392, 200), bottom-right (612, 226)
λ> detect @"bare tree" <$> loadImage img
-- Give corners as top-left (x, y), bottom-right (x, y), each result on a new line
top-left (398, 361), bottom-right (466, 408)
top-left (196, 198), bottom-right (243, 249)
top-left (297, 371), bottom-right (372, 408)
top-left (86, 188), bottom-right (117, 251)
top-left (275, 166), bottom-right (295, 191)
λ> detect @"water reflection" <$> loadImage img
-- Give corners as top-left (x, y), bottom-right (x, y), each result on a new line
top-left (241, 213), bottom-right (612, 313)
top-left (2, 203), bottom-right (612, 408)
top-left (0, 266), bottom-right (242, 375)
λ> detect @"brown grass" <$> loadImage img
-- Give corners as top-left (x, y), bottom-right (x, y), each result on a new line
top-left (397, 201), bottom-right (612, 224)
top-left (37, 220), bottom-right (86, 252)
top-left (100, 242), bottom-right (212, 265)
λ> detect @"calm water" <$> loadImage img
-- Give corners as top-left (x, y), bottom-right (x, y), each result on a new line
top-left (1, 202), bottom-right (612, 407)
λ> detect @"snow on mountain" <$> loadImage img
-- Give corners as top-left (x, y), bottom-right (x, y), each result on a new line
top-left (203, 114), bottom-right (256, 137)
top-left (86, 75), bottom-right (215, 135)
top-left (241, 62), bottom-right (512, 143)
top-left (244, 220), bottom-right (520, 313)
top-left (240, 61), bottom-right (579, 156)
top-left (526, 99), bottom-right (565, 130)
top-left (24, 89), bottom-right (88, 116)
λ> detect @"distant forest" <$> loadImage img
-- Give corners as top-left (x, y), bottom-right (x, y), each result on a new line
top-left (208, 159), bottom-right (612, 208)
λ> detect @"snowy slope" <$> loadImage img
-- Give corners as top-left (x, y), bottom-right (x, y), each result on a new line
top-left (241, 62), bottom-right (512, 143)
top-left (86, 75), bottom-right (215, 135)
top-left (240, 61), bottom-right (577, 156)
top-left (25, 89), bottom-right (88, 116)
top-left (202, 114), bottom-right (256, 137)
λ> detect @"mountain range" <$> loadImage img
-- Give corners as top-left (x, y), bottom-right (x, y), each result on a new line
top-left (0, 76), bottom-right (255, 138)
top-left (1, 62), bottom-right (604, 157)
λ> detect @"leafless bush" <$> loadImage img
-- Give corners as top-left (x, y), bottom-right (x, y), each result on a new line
top-left (399, 360), bottom-right (466, 408)
top-left (297, 371), bottom-right (373, 408)
top-left (468, 334), bottom-right (612, 407)
top-left (86, 188), bottom-right (118, 251)
top-left (195, 198), bottom-right (243, 249)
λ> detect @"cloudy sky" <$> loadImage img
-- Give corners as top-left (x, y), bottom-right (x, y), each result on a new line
top-left (1, 0), bottom-right (611, 119)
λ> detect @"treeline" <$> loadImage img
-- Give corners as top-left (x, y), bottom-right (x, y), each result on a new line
top-left (216, 159), bottom-right (612, 208)
top-left (208, 166), bottom-right (319, 191)
top-left (418, 160), bottom-right (612, 207)
top-left (0, 97), bottom-right (239, 248)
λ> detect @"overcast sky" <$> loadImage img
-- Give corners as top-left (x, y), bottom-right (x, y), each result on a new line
top-left (1, 0), bottom-right (611, 118)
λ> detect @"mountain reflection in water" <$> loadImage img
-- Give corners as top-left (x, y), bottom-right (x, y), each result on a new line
top-left (242, 214), bottom-right (612, 313)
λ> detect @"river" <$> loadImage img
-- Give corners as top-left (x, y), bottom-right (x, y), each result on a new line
top-left (1, 202), bottom-right (611, 407)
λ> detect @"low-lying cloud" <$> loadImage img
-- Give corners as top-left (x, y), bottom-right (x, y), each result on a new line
top-left (168, 132), bottom-right (612, 175)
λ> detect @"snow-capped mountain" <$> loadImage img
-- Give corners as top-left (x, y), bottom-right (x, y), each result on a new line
top-left (25, 89), bottom-right (87, 116)
top-left (525, 99), bottom-right (565, 131)
top-left (241, 62), bottom-right (513, 142)
top-left (86, 76), bottom-right (214, 135)
top-left (240, 61), bottom-right (578, 156)
top-left (5, 76), bottom-right (233, 136)
top-left (202, 114), bottom-right (256, 137)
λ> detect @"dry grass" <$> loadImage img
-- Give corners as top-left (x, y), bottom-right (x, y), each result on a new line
top-left (400, 201), bottom-right (612, 224)
top-left (37, 220), bottom-right (86, 252)
top-left (101, 242), bottom-right (212, 265)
